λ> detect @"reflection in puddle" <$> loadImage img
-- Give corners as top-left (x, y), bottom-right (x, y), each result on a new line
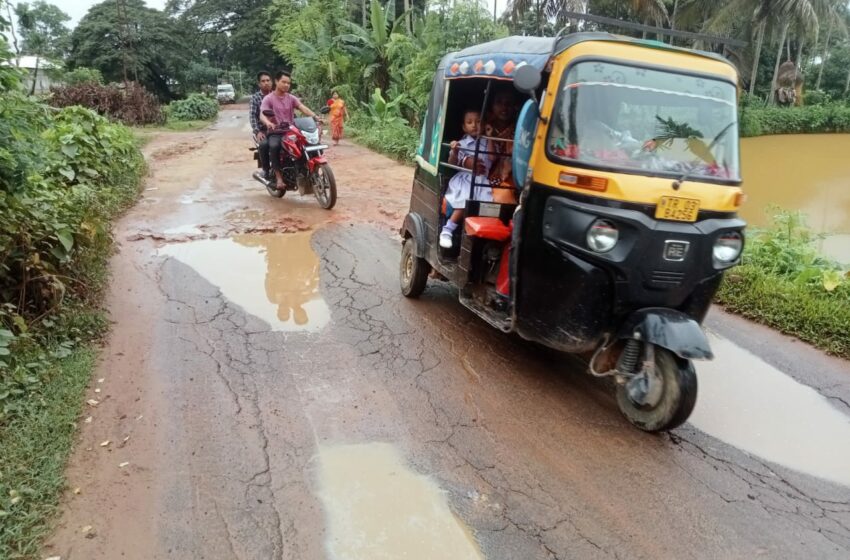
top-left (160, 232), bottom-right (329, 332)
top-left (690, 335), bottom-right (850, 486)
top-left (316, 443), bottom-right (484, 560)
top-left (179, 177), bottom-right (214, 205)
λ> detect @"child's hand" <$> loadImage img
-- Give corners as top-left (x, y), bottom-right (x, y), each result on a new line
top-left (449, 140), bottom-right (459, 151)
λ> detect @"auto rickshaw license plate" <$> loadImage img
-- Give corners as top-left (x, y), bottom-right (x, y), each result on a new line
top-left (655, 196), bottom-right (700, 222)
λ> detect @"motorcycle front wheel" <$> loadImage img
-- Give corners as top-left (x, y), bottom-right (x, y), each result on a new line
top-left (312, 163), bottom-right (337, 210)
top-left (615, 347), bottom-right (697, 432)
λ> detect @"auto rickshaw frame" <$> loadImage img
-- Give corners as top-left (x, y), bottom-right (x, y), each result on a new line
top-left (399, 32), bottom-right (747, 431)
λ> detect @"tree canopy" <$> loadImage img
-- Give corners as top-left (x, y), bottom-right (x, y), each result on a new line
top-left (13, 0), bottom-right (69, 60)
top-left (68, 0), bottom-right (186, 99)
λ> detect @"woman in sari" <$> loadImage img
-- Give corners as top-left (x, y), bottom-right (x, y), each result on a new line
top-left (328, 91), bottom-right (349, 145)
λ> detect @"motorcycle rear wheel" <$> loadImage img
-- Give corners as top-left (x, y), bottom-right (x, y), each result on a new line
top-left (312, 163), bottom-right (337, 210)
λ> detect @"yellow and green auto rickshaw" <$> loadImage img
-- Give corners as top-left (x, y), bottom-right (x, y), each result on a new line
top-left (398, 32), bottom-right (747, 432)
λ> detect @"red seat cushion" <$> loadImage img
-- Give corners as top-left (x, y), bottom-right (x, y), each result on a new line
top-left (464, 217), bottom-right (512, 242)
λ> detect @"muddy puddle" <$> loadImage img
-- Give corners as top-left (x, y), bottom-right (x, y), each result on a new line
top-left (690, 334), bottom-right (850, 487)
top-left (316, 442), bottom-right (484, 560)
top-left (162, 224), bottom-right (204, 236)
top-left (179, 176), bottom-right (214, 205)
top-left (160, 231), bottom-right (330, 332)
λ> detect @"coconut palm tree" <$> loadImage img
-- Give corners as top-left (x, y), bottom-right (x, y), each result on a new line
top-left (813, 1), bottom-right (849, 90)
top-left (683, 0), bottom-right (824, 95)
top-left (508, 0), bottom-right (586, 34)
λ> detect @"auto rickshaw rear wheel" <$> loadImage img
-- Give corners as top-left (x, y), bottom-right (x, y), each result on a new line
top-left (615, 347), bottom-right (697, 432)
top-left (400, 237), bottom-right (430, 298)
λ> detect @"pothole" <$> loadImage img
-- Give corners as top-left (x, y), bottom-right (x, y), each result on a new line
top-left (316, 442), bottom-right (484, 560)
top-left (159, 231), bottom-right (330, 332)
top-left (690, 334), bottom-right (850, 486)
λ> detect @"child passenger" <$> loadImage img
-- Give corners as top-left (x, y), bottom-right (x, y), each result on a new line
top-left (440, 110), bottom-right (493, 249)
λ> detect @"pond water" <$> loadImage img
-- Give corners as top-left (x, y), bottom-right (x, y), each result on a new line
top-left (740, 134), bottom-right (850, 264)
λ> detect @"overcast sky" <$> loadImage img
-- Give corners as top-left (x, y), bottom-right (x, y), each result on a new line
top-left (61, 0), bottom-right (168, 28)
top-left (57, 0), bottom-right (510, 30)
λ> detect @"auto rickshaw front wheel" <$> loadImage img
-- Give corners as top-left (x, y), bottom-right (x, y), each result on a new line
top-left (615, 347), bottom-right (697, 432)
top-left (400, 237), bottom-right (430, 298)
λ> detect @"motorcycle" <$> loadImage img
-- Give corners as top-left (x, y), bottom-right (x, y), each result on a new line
top-left (251, 107), bottom-right (337, 210)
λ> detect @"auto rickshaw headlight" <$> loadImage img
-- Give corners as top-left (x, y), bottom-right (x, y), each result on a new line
top-left (713, 231), bottom-right (743, 263)
top-left (586, 220), bottom-right (619, 253)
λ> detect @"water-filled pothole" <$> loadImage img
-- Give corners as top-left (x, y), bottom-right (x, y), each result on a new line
top-left (316, 442), bottom-right (484, 560)
top-left (690, 334), bottom-right (850, 487)
top-left (160, 231), bottom-right (330, 332)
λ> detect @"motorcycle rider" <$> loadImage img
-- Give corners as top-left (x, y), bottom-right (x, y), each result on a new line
top-left (260, 71), bottom-right (321, 191)
top-left (250, 71), bottom-right (273, 178)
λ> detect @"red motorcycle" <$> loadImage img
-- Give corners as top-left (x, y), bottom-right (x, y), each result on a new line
top-left (252, 109), bottom-right (337, 210)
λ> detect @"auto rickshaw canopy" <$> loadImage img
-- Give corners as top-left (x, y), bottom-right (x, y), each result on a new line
top-left (443, 32), bottom-right (733, 81)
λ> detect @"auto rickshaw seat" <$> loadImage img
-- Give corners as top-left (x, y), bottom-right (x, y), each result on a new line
top-left (464, 217), bottom-right (512, 242)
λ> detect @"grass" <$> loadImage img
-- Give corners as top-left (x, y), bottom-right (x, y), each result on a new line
top-left (162, 119), bottom-right (214, 131)
top-left (716, 265), bottom-right (850, 359)
top-left (347, 114), bottom-right (418, 163)
top-left (0, 348), bottom-right (97, 559)
top-left (714, 210), bottom-right (850, 360)
top-left (133, 118), bottom-right (214, 147)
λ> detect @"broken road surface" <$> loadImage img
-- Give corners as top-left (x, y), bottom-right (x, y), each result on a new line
top-left (45, 107), bottom-right (850, 560)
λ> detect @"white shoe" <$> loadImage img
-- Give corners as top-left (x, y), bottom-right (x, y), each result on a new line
top-left (439, 230), bottom-right (453, 248)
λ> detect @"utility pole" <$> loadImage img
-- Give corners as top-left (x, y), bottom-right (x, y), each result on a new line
top-left (115, 0), bottom-right (130, 84)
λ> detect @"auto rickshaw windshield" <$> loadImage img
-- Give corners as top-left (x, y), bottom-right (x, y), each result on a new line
top-left (548, 60), bottom-right (740, 183)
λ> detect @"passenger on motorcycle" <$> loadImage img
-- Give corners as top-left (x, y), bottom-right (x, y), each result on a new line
top-left (260, 71), bottom-right (322, 191)
top-left (250, 70), bottom-right (273, 178)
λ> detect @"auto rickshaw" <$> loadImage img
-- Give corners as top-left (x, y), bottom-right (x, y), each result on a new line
top-left (398, 32), bottom-right (746, 432)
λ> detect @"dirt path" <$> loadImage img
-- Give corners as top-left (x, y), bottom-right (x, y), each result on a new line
top-left (43, 106), bottom-right (850, 560)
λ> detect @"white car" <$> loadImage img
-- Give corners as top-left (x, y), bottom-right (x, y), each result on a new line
top-left (216, 84), bottom-right (235, 104)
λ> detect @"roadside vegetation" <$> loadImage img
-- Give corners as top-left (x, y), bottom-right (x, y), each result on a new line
top-left (164, 92), bottom-right (219, 122)
top-left (716, 210), bottom-right (850, 359)
top-left (0, 22), bottom-right (145, 558)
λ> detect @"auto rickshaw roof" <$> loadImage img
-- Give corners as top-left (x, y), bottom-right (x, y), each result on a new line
top-left (445, 32), bottom-right (732, 80)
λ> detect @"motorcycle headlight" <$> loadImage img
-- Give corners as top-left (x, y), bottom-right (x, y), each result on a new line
top-left (586, 219), bottom-right (619, 253)
top-left (303, 129), bottom-right (320, 145)
top-left (713, 231), bottom-right (743, 263)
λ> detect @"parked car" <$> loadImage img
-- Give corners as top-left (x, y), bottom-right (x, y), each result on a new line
top-left (216, 83), bottom-right (235, 104)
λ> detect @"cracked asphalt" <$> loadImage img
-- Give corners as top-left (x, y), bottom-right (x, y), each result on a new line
top-left (43, 107), bottom-right (850, 560)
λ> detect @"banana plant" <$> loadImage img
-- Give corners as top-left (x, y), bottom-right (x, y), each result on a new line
top-left (337, 0), bottom-right (410, 93)
top-left (361, 87), bottom-right (407, 126)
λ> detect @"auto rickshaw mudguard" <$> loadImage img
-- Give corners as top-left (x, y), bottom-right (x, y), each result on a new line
top-left (401, 212), bottom-right (427, 258)
top-left (617, 308), bottom-right (713, 360)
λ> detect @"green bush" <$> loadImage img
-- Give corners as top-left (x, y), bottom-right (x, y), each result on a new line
top-left (348, 111), bottom-right (419, 162)
top-left (62, 66), bottom-right (103, 86)
top-left (0, 24), bottom-right (146, 558)
top-left (1, 102), bottom-right (144, 420)
top-left (740, 103), bottom-right (850, 136)
top-left (716, 210), bottom-right (849, 359)
top-left (803, 89), bottom-right (832, 106)
top-left (166, 93), bottom-right (219, 121)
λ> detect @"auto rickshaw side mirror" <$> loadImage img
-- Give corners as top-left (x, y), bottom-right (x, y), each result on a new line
top-left (514, 65), bottom-right (542, 97)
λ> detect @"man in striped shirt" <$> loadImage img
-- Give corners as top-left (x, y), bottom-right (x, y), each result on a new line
top-left (249, 71), bottom-right (273, 178)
